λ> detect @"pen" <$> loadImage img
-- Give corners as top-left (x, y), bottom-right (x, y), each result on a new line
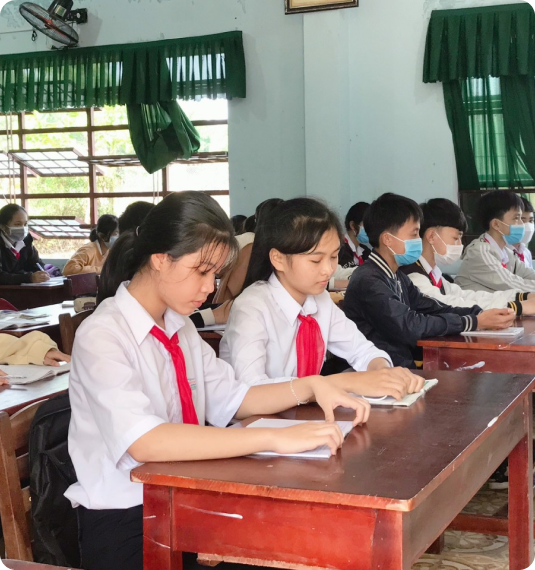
top-left (36, 263), bottom-right (45, 271)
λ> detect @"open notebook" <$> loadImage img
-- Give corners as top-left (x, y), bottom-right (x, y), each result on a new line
top-left (461, 327), bottom-right (524, 337)
top-left (246, 419), bottom-right (354, 459)
top-left (358, 378), bottom-right (438, 408)
top-left (1, 363), bottom-right (70, 385)
top-left (0, 312), bottom-right (50, 330)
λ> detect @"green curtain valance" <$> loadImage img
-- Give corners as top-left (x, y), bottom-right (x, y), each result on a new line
top-left (0, 31), bottom-right (246, 113)
top-left (423, 3), bottom-right (535, 83)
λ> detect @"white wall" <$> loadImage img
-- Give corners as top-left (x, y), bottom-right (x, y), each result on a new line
top-left (0, 0), bottom-right (307, 216)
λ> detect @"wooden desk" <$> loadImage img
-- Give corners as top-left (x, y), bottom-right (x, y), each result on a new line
top-left (0, 373), bottom-right (69, 416)
top-left (419, 316), bottom-right (535, 373)
top-left (1, 303), bottom-right (76, 350)
top-left (0, 280), bottom-right (70, 310)
top-left (131, 370), bottom-right (534, 570)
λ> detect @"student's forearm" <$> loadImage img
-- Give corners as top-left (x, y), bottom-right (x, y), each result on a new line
top-left (366, 357), bottom-right (391, 371)
top-left (235, 376), bottom-right (318, 419)
top-left (128, 423), bottom-right (274, 463)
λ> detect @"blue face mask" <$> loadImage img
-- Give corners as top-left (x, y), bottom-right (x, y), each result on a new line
top-left (497, 220), bottom-right (525, 246)
top-left (357, 225), bottom-right (370, 246)
top-left (387, 234), bottom-right (423, 266)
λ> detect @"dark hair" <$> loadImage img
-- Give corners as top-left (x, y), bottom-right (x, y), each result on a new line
top-left (242, 199), bottom-right (284, 234)
top-left (0, 204), bottom-right (26, 227)
top-left (90, 214), bottom-right (119, 242)
top-left (255, 198), bottom-right (284, 230)
top-left (364, 193), bottom-right (423, 248)
top-left (344, 202), bottom-right (370, 231)
top-left (230, 215), bottom-right (247, 235)
top-left (521, 196), bottom-right (534, 214)
top-left (244, 197), bottom-right (343, 288)
top-left (98, 192), bottom-right (238, 303)
top-left (478, 190), bottom-right (523, 230)
top-left (118, 201), bottom-right (155, 234)
top-left (243, 215), bottom-right (256, 233)
top-left (419, 198), bottom-right (468, 237)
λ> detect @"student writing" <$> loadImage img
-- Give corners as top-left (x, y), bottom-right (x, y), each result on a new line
top-left (220, 197), bottom-right (424, 400)
top-left (65, 191), bottom-right (370, 570)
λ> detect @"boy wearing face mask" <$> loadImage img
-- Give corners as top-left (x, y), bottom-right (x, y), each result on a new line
top-left (0, 204), bottom-right (49, 285)
top-left (455, 191), bottom-right (535, 293)
top-left (343, 193), bottom-right (514, 368)
top-left (401, 198), bottom-right (535, 316)
top-left (63, 214), bottom-right (119, 276)
top-left (512, 197), bottom-right (534, 269)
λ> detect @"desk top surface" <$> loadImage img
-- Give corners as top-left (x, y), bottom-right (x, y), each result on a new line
top-left (132, 370), bottom-right (534, 511)
top-left (418, 316), bottom-right (535, 351)
top-left (0, 303), bottom-right (76, 335)
top-left (0, 279), bottom-right (66, 291)
top-left (0, 372), bottom-right (69, 415)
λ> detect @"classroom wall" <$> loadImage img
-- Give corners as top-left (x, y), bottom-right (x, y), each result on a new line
top-left (0, 0), bottom-right (529, 219)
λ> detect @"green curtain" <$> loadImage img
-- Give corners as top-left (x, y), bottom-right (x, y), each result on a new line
top-left (0, 31), bottom-right (245, 173)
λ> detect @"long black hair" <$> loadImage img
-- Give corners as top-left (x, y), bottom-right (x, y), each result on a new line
top-left (243, 197), bottom-right (343, 289)
top-left (98, 191), bottom-right (238, 303)
top-left (90, 214), bottom-right (119, 242)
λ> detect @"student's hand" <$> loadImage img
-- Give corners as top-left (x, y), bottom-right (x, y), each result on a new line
top-left (341, 368), bottom-right (424, 401)
top-left (213, 300), bottom-right (234, 325)
top-left (520, 297), bottom-right (535, 316)
top-left (271, 421), bottom-right (345, 456)
top-left (309, 376), bottom-right (371, 426)
top-left (0, 369), bottom-right (8, 385)
top-left (43, 349), bottom-right (71, 366)
top-left (477, 308), bottom-right (515, 330)
top-left (31, 271), bottom-right (50, 283)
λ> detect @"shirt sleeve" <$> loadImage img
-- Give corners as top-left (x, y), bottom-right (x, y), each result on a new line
top-left (63, 246), bottom-right (93, 276)
top-left (219, 298), bottom-right (292, 386)
top-left (71, 325), bottom-right (167, 468)
top-left (326, 301), bottom-right (392, 370)
top-left (0, 331), bottom-right (57, 365)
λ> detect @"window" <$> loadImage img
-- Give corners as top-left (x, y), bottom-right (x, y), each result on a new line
top-left (0, 102), bottom-right (229, 258)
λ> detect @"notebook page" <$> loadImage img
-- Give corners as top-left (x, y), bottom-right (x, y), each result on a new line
top-left (460, 327), bottom-right (524, 337)
top-left (1, 362), bottom-right (70, 385)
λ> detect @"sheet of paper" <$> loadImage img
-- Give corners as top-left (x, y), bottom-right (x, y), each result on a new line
top-left (0, 362), bottom-right (70, 385)
top-left (362, 379), bottom-right (438, 407)
top-left (461, 327), bottom-right (524, 337)
top-left (246, 419), bottom-right (353, 459)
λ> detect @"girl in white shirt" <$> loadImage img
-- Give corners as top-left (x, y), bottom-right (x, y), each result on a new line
top-left (220, 197), bottom-right (424, 399)
top-left (67, 191), bottom-right (370, 570)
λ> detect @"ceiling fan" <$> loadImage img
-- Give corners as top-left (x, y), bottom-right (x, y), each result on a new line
top-left (19, 0), bottom-right (88, 48)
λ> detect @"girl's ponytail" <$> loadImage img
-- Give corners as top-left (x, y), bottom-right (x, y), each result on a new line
top-left (89, 228), bottom-right (98, 242)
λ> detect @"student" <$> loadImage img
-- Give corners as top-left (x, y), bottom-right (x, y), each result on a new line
top-left (230, 214), bottom-right (247, 236)
top-left (455, 191), bottom-right (535, 292)
top-left (66, 192), bottom-right (371, 570)
top-left (118, 201), bottom-right (155, 234)
top-left (512, 197), bottom-right (534, 268)
top-left (0, 331), bottom-right (70, 385)
top-left (343, 193), bottom-right (515, 368)
top-left (220, 197), bottom-right (424, 399)
top-left (401, 198), bottom-right (535, 315)
top-left (63, 215), bottom-right (119, 276)
top-left (0, 204), bottom-right (49, 285)
top-left (339, 201), bottom-right (371, 268)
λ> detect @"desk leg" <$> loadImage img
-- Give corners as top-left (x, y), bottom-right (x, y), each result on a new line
top-left (508, 394), bottom-right (534, 570)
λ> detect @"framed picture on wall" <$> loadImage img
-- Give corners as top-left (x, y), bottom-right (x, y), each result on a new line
top-left (285, 0), bottom-right (358, 14)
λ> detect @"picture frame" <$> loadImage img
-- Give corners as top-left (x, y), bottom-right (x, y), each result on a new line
top-left (285, 0), bottom-right (358, 15)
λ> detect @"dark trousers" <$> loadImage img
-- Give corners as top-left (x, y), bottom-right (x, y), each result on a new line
top-left (77, 505), bottom-right (143, 570)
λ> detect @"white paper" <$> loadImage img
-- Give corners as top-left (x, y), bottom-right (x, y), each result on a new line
top-left (461, 327), bottom-right (524, 337)
top-left (361, 379), bottom-right (438, 407)
top-left (246, 419), bottom-right (353, 459)
top-left (196, 324), bottom-right (226, 333)
top-left (1, 362), bottom-right (70, 385)
top-left (21, 277), bottom-right (65, 287)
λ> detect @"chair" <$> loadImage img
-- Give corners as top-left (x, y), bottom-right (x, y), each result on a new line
top-left (58, 310), bottom-right (94, 356)
top-left (64, 272), bottom-right (98, 299)
top-left (0, 401), bottom-right (47, 561)
top-left (0, 298), bottom-right (18, 311)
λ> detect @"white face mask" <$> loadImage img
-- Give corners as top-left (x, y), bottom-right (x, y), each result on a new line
top-left (8, 225), bottom-right (28, 243)
top-left (432, 232), bottom-right (464, 269)
top-left (521, 222), bottom-right (535, 245)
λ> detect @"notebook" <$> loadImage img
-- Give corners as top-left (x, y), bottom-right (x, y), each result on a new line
top-left (246, 418), bottom-right (353, 459)
top-left (21, 276), bottom-right (65, 287)
top-left (359, 378), bottom-right (438, 408)
top-left (461, 327), bottom-right (524, 337)
top-left (1, 362), bottom-right (70, 385)
top-left (0, 315), bottom-right (50, 330)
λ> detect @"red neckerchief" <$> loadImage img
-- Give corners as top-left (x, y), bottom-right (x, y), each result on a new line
top-left (484, 237), bottom-right (507, 269)
top-left (344, 237), bottom-right (364, 265)
top-left (10, 248), bottom-right (20, 260)
top-left (429, 271), bottom-right (443, 290)
top-left (514, 249), bottom-right (526, 263)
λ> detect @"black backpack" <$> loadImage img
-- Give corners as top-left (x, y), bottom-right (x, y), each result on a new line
top-left (28, 392), bottom-right (80, 567)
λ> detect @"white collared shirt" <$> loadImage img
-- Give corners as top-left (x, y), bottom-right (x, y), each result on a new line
top-left (419, 256), bottom-right (443, 284)
top-left (514, 243), bottom-right (534, 268)
top-left (1, 233), bottom-right (25, 253)
top-left (66, 282), bottom-right (249, 510)
top-left (219, 273), bottom-right (392, 386)
top-left (344, 233), bottom-right (364, 261)
top-left (484, 233), bottom-right (509, 266)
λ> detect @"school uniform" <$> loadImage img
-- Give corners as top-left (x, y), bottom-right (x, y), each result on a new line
top-left (402, 256), bottom-right (529, 315)
top-left (344, 251), bottom-right (480, 368)
top-left (0, 233), bottom-right (43, 285)
top-left (219, 273), bottom-right (392, 386)
top-left (455, 233), bottom-right (535, 293)
top-left (338, 234), bottom-right (370, 268)
top-left (513, 243), bottom-right (533, 269)
top-left (63, 240), bottom-right (108, 276)
top-left (66, 282), bottom-right (249, 570)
